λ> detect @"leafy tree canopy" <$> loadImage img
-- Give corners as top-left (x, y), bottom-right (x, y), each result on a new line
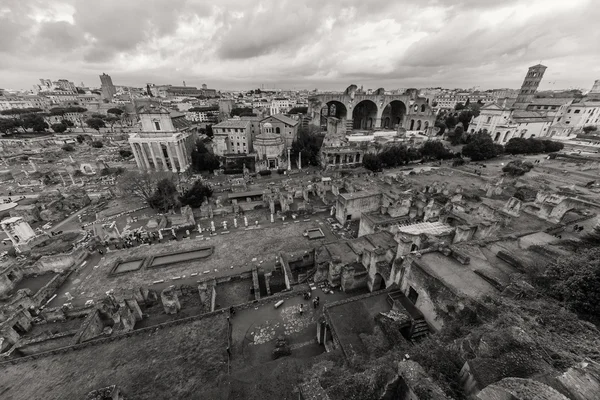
top-left (179, 180), bottom-right (213, 208)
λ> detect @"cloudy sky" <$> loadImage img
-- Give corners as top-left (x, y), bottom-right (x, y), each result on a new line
top-left (1, 0), bottom-right (599, 92)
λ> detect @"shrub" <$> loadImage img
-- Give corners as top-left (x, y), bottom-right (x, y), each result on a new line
top-left (462, 132), bottom-right (501, 161)
top-left (259, 170), bottom-right (272, 176)
top-left (505, 137), bottom-right (563, 155)
top-left (502, 160), bottom-right (534, 176)
top-left (119, 149), bottom-right (132, 158)
top-left (91, 141), bottom-right (104, 148)
top-left (277, 168), bottom-right (286, 174)
top-left (62, 144), bottom-right (75, 152)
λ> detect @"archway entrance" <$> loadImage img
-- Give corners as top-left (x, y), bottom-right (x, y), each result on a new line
top-left (352, 100), bottom-right (377, 130)
top-left (381, 100), bottom-right (407, 130)
top-left (321, 101), bottom-right (347, 127)
top-left (372, 273), bottom-right (387, 291)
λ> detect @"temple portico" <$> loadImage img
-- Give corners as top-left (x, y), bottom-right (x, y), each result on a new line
top-left (128, 105), bottom-right (194, 173)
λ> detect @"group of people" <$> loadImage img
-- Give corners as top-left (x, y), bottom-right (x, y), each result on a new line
top-left (299, 291), bottom-right (320, 316)
top-left (573, 224), bottom-right (585, 233)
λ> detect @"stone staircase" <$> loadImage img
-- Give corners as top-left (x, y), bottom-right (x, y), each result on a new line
top-left (387, 289), bottom-right (430, 341)
top-left (409, 318), bottom-right (430, 341)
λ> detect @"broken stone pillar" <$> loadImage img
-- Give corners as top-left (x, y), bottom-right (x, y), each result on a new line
top-left (160, 287), bottom-right (181, 315)
top-left (502, 197), bottom-right (522, 217)
top-left (124, 299), bottom-right (143, 321)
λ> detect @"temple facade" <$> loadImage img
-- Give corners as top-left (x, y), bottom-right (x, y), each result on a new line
top-left (254, 122), bottom-right (287, 171)
top-left (128, 106), bottom-right (195, 173)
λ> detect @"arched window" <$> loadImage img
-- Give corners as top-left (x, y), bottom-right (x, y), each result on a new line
top-left (494, 132), bottom-right (501, 142)
top-left (416, 120), bottom-right (422, 130)
top-left (420, 104), bottom-right (426, 112)
top-left (410, 120), bottom-right (415, 130)
top-left (275, 127), bottom-right (280, 134)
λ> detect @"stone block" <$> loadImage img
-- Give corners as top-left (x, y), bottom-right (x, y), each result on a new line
top-left (160, 287), bottom-right (181, 315)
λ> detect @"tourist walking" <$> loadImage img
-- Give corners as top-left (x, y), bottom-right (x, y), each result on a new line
top-left (299, 304), bottom-right (304, 316)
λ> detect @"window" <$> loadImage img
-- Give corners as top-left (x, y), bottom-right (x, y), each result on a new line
top-left (486, 116), bottom-right (492, 123)
top-left (154, 121), bottom-right (161, 130)
top-left (275, 127), bottom-right (281, 134)
top-left (574, 109), bottom-right (581, 114)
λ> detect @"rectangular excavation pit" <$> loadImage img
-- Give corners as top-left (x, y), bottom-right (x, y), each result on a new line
top-left (149, 247), bottom-right (214, 268)
top-left (305, 228), bottom-right (325, 240)
top-left (110, 258), bottom-right (146, 275)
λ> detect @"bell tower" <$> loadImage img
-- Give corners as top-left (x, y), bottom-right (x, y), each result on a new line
top-left (514, 64), bottom-right (547, 109)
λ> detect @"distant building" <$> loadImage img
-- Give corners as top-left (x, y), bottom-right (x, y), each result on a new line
top-left (128, 106), bottom-right (195, 173)
top-left (259, 114), bottom-right (299, 148)
top-left (514, 64), bottom-right (547, 109)
top-left (100, 73), bottom-right (117, 100)
top-left (212, 119), bottom-right (252, 156)
top-left (185, 105), bottom-right (219, 123)
top-left (590, 80), bottom-right (600, 94)
top-left (270, 98), bottom-right (292, 115)
top-left (254, 122), bottom-right (287, 171)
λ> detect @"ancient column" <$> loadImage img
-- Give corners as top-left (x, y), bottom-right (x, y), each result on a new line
top-left (148, 142), bottom-right (157, 170)
top-left (132, 144), bottom-right (143, 169)
top-left (139, 143), bottom-right (151, 170)
top-left (166, 142), bottom-right (177, 172)
top-left (287, 148), bottom-right (291, 171)
top-left (298, 151), bottom-right (302, 170)
top-left (158, 143), bottom-right (168, 171)
top-left (175, 141), bottom-right (185, 172)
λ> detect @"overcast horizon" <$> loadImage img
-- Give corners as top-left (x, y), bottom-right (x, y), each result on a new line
top-left (1, 0), bottom-right (599, 92)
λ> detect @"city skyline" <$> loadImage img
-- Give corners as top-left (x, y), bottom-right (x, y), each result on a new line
top-left (1, 0), bottom-right (599, 91)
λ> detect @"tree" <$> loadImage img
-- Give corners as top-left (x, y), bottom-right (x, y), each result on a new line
top-left (583, 126), bottom-right (598, 134)
top-left (420, 141), bottom-right (453, 160)
top-left (62, 119), bottom-right (74, 127)
top-left (117, 171), bottom-right (176, 206)
top-left (119, 149), bottom-right (133, 158)
top-left (107, 108), bottom-right (123, 116)
top-left (544, 248), bottom-right (600, 320)
top-left (502, 160), bottom-right (534, 176)
top-left (0, 119), bottom-right (20, 134)
top-left (290, 125), bottom-right (324, 167)
top-left (434, 120), bottom-right (447, 135)
top-left (231, 107), bottom-right (254, 117)
top-left (362, 154), bottom-right (383, 172)
top-left (445, 114), bottom-right (458, 129)
top-left (454, 102), bottom-right (465, 111)
top-left (462, 132), bottom-right (501, 161)
top-left (458, 110), bottom-right (475, 132)
top-left (191, 140), bottom-right (220, 172)
top-left (76, 134), bottom-right (86, 144)
top-left (288, 106), bottom-right (308, 114)
top-left (22, 114), bottom-right (48, 132)
top-left (51, 123), bottom-right (68, 133)
top-left (62, 144), bottom-right (75, 152)
top-left (86, 118), bottom-right (105, 132)
top-left (91, 141), bottom-right (104, 148)
top-left (179, 180), bottom-right (213, 208)
top-left (505, 138), bottom-right (563, 155)
top-left (206, 124), bottom-right (214, 138)
top-left (105, 116), bottom-right (120, 132)
top-left (447, 125), bottom-right (464, 145)
top-left (148, 178), bottom-right (180, 212)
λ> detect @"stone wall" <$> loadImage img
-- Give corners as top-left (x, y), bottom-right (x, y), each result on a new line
top-left (340, 265), bottom-right (368, 292)
top-left (29, 248), bottom-right (88, 274)
top-left (72, 310), bottom-right (104, 344)
top-left (398, 258), bottom-right (463, 332)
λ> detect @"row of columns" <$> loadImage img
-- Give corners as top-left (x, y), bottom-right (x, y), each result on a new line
top-left (324, 152), bottom-right (361, 166)
top-left (131, 139), bottom-right (190, 173)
